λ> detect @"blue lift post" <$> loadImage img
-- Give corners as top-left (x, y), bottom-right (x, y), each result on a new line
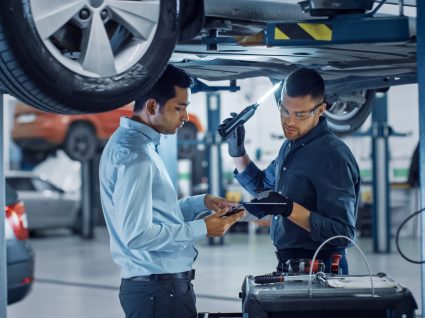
top-left (0, 95), bottom-right (6, 317)
top-left (206, 92), bottom-right (224, 198)
top-left (371, 93), bottom-right (391, 253)
top-left (206, 92), bottom-right (224, 245)
top-left (417, 0), bottom-right (425, 315)
top-left (81, 160), bottom-right (96, 239)
top-left (355, 93), bottom-right (409, 253)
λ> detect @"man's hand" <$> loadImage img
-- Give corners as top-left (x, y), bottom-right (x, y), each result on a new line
top-left (204, 208), bottom-right (246, 237)
top-left (218, 112), bottom-right (246, 157)
top-left (204, 194), bottom-right (238, 212)
top-left (246, 191), bottom-right (293, 217)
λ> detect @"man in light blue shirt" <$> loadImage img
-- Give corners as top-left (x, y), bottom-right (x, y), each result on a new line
top-left (99, 65), bottom-right (244, 318)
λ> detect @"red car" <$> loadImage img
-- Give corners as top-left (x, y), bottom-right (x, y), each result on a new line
top-left (12, 101), bottom-right (134, 162)
top-left (13, 101), bottom-right (204, 162)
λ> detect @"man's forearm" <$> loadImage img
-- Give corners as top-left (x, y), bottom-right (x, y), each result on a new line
top-left (234, 153), bottom-right (251, 172)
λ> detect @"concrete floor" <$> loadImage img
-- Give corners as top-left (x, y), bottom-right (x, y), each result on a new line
top-left (7, 227), bottom-right (422, 318)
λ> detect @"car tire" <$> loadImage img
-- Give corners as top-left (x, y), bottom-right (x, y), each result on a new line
top-left (0, 0), bottom-right (178, 113)
top-left (178, 122), bottom-right (198, 159)
top-left (63, 122), bottom-right (97, 162)
top-left (325, 90), bottom-right (375, 136)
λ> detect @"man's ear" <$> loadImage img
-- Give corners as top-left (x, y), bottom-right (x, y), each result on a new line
top-left (146, 99), bottom-right (158, 115)
top-left (317, 102), bottom-right (327, 116)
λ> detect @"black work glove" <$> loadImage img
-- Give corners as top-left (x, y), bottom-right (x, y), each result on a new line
top-left (244, 191), bottom-right (293, 217)
top-left (218, 112), bottom-right (246, 157)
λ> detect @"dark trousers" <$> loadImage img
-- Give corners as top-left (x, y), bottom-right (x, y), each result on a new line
top-left (119, 278), bottom-right (197, 318)
top-left (276, 248), bottom-right (349, 275)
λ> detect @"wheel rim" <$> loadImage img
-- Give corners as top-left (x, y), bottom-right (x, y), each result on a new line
top-left (30, 0), bottom-right (160, 77)
top-left (325, 91), bottom-right (367, 122)
top-left (71, 135), bottom-right (91, 157)
top-left (67, 129), bottom-right (96, 160)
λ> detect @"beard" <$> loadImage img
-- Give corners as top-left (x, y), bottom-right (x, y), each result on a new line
top-left (283, 125), bottom-right (300, 140)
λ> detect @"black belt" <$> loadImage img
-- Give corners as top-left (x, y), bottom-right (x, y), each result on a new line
top-left (127, 269), bottom-right (195, 282)
top-left (276, 248), bottom-right (346, 262)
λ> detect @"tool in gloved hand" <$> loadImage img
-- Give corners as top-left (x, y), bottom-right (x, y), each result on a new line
top-left (220, 201), bottom-right (286, 218)
top-left (220, 204), bottom-right (246, 218)
top-left (218, 113), bottom-right (246, 157)
top-left (221, 191), bottom-right (293, 218)
top-left (246, 191), bottom-right (293, 217)
top-left (218, 82), bottom-right (281, 140)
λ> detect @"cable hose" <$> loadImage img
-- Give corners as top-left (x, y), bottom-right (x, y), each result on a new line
top-left (395, 207), bottom-right (425, 264)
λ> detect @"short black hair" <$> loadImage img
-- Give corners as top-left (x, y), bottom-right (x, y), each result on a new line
top-left (134, 65), bottom-right (192, 112)
top-left (282, 68), bottom-right (325, 100)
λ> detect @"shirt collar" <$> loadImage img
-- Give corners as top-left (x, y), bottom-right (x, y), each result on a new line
top-left (293, 116), bottom-right (329, 146)
top-left (120, 117), bottom-right (161, 146)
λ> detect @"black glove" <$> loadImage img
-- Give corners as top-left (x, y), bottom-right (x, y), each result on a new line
top-left (244, 191), bottom-right (293, 217)
top-left (218, 112), bottom-right (246, 157)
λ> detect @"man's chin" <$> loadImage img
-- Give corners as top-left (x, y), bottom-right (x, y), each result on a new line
top-left (284, 130), bottom-right (298, 140)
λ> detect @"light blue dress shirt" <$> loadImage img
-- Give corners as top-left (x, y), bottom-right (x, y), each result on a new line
top-left (99, 117), bottom-right (207, 278)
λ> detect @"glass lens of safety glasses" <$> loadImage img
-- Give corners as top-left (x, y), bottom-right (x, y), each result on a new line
top-left (278, 102), bottom-right (323, 121)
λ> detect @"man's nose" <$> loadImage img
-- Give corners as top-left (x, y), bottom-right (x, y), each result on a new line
top-left (182, 109), bottom-right (189, 122)
top-left (283, 113), bottom-right (296, 125)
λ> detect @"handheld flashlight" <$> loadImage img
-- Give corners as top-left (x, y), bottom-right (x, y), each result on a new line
top-left (218, 82), bottom-right (282, 140)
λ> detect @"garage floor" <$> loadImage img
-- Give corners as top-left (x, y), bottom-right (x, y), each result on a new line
top-left (7, 227), bottom-right (421, 318)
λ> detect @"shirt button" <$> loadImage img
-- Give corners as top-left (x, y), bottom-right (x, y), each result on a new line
top-left (170, 294), bottom-right (174, 297)
top-left (274, 216), bottom-right (279, 220)
top-left (283, 167), bottom-right (287, 171)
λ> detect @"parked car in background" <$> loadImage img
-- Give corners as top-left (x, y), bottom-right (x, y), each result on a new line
top-left (6, 171), bottom-right (81, 233)
top-left (12, 102), bottom-right (134, 162)
top-left (12, 100), bottom-right (204, 162)
top-left (5, 182), bottom-right (34, 304)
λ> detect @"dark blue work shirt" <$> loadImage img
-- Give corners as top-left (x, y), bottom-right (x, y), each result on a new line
top-left (235, 117), bottom-right (360, 252)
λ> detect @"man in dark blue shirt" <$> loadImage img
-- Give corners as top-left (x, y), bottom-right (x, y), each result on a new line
top-left (220, 68), bottom-right (360, 274)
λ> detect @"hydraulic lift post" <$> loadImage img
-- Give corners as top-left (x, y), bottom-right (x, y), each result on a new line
top-left (81, 160), bottom-right (95, 239)
top-left (417, 0), bottom-right (425, 315)
top-left (371, 93), bottom-right (391, 253)
top-left (206, 92), bottom-right (224, 199)
top-left (0, 94), bottom-right (6, 317)
top-left (206, 92), bottom-right (224, 245)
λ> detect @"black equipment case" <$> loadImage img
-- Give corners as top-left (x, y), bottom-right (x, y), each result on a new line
top-left (240, 273), bottom-right (417, 318)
